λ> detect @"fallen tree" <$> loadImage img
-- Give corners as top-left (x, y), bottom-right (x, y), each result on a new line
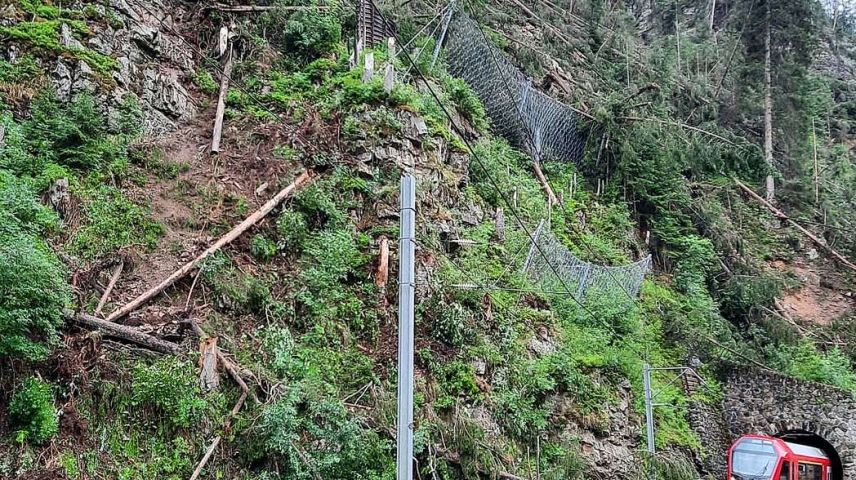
top-left (107, 171), bottom-right (314, 323)
top-left (64, 310), bottom-right (181, 355)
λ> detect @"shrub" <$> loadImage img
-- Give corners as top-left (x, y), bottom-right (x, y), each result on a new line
top-left (254, 382), bottom-right (394, 479)
top-left (130, 357), bottom-right (210, 431)
top-left (293, 228), bottom-right (378, 337)
top-left (280, 7), bottom-right (342, 62)
top-left (0, 172), bottom-right (69, 361)
top-left (25, 93), bottom-right (127, 171)
top-left (429, 300), bottom-right (469, 347)
top-left (70, 185), bottom-right (164, 259)
top-left (276, 206), bottom-right (308, 254)
top-left (9, 377), bottom-right (58, 444)
top-left (194, 69), bottom-right (217, 94)
top-left (251, 234), bottom-right (278, 262)
top-left (444, 76), bottom-right (489, 131)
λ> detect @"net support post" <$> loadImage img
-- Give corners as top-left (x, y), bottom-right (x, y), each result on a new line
top-left (396, 175), bottom-right (417, 480)
top-left (522, 219), bottom-right (546, 274)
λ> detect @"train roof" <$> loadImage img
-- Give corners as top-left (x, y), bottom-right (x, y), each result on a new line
top-left (784, 441), bottom-right (829, 460)
top-left (732, 435), bottom-right (830, 461)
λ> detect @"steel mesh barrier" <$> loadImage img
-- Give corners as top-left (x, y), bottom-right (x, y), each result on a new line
top-left (523, 220), bottom-right (652, 301)
top-left (444, 11), bottom-right (586, 164)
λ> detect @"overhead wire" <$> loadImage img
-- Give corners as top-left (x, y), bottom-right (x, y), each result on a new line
top-left (449, 0), bottom-right (793, 374)
top-left (132, 0), bottom-right (782, 374)
top-left (363, 0), bottom-right (660, 363)
top-left (457, 0), bottom-right (649, 310)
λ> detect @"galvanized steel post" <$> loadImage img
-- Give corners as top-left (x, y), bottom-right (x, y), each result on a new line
top-left (396, 175), bottom-right (416, 480)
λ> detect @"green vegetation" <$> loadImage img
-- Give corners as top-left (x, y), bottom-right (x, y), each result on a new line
top-left (2, 0), bottom-right (855, 478)
top-left (130, 357), bottom-right (214, 431)
top-left (0, 171), bottom-right (69, 361)
top-left (0, 13), bottom-right (117, 76)
top-left (194, 68), bottom-right (218, 94)
top-left (70, 185), bottom-right (164, 258)
top-left (8, 377), bottom-right (58, 445)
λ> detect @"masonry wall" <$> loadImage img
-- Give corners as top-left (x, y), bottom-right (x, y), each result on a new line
top-left (722, 368), bottom-right (856, 479)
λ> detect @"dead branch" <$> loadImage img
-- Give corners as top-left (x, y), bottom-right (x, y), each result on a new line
top-left (734, 178), bottom-right (856, 273)
top-left (211, 38), bottom-right (233, 154)
top-left (621, 116), bottom-right (741, 147)
top-left (65, 311), bottom-right (181, 355)
top-left (107, 171), bottom-right (314, 323)
top-left (94, 261), bottom-right (123, 316)
top-left (209, 3), bottom-right (328, 12)
top-left (701, 334), bottom-right (776, 373)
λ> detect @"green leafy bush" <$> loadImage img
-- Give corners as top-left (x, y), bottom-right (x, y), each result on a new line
top-left (130, 357), bottom-right (210, 431)
top-left (70, 185), bottom-right (163, 259)
top-left (295, 228), bottom-right (377, 336)
top-left (280, 7), bottom-right (342, 62)
top-left (771, 342), bottom-right (856, 392)
top-left (277, 209), bottom-right (309, 253)
top-left (0, 172), bottom-right (69, 360)
top-left (427, 300), bottom-right (470, 347)
top-left (9, 377), bottom-right (58, 444)
top-left (251, 234), bottom-right (278, 262)
top-left (254, 382), bottom-right (393, 479)
top-left (444, 76), bottom-right (489, 131)
top-left (194, 69), bottom-right (217, 94)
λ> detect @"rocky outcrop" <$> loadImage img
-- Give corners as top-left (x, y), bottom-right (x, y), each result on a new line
top-left (3, 0), bottom-right (197, 135)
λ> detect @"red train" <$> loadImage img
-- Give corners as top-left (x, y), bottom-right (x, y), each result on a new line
top-left (728, 435), bottom-right (831, 480)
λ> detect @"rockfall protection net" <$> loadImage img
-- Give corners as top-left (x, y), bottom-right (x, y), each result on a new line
top-left (523, 220), bottom-right (652, 301)
top-left (444, 11), bottom-right (586, 164)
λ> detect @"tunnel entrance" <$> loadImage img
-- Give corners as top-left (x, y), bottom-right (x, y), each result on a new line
top-left (776, 430), bottom-right (843, 480)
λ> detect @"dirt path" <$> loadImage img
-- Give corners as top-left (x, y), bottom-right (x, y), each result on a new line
top-left (106, 107), bottom-right (299, 324)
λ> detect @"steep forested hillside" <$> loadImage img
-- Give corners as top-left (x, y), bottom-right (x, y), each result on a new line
top-left (0, 0), bottom-right (854, 479)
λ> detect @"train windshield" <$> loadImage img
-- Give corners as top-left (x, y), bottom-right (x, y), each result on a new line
top-left (732, 438), bottom-right (779, 480)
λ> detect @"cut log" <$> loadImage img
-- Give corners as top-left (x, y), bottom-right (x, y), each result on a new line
top-left (362, 51), bottom-right (374, 83)
top-left (734, 178), bottom-right (856, 273)
top-left (211, 39), bottom-right (233, 154)
top-left (94, 261), bottom-right (123, 316)
top-left (106, 171), bottom-right (314, 322)
top-left (65, 311), bottom-right (181, 355)
top-left (495, 207), bottom-right (505, 241)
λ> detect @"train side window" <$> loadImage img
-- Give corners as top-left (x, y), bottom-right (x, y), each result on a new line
top-left (779, 461), bottom-right (790, 480)
top-left (798, 462), bottom-right (822, 480)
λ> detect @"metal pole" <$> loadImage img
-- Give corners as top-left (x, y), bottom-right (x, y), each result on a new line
top-left (396, 175), bottom-right (417, 480)
top-left (430, 0), bottom-right (456, 69)
top-left (521, 219), bottom-right (546, 274)
top-left (642, 362), bottom-right (656, 479)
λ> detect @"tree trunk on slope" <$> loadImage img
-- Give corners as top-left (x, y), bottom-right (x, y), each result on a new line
top-left (764, 0), bottom-right (774, 202)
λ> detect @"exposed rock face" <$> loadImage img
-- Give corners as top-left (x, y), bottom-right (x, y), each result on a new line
top-left (564, 382), bottom-right (643, 479)
top-left (4, 0), bottom-right (197, 135)
top-left (722, 368), bottom-right (856, 479)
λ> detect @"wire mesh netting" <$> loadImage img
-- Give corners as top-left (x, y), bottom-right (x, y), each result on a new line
top-left (523, 220), bottom-right (652, 301)
top-left (444, 11), bottom-right (586, 164)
